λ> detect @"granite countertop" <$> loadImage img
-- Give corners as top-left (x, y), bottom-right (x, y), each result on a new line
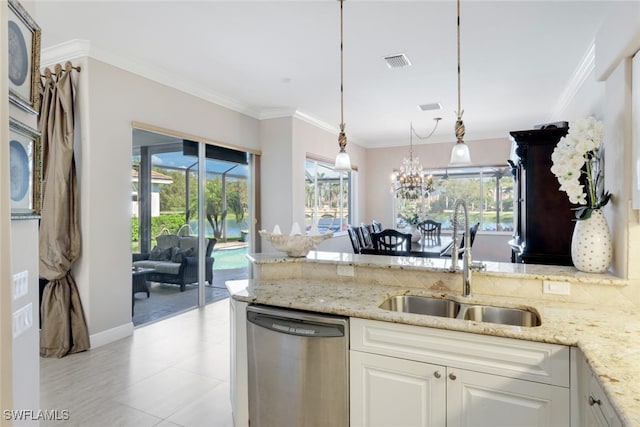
top-left (227, 277), bottom-right (640, 426)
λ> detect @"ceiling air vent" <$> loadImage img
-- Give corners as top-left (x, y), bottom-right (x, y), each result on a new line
top-left (418, 103), bottom-right (442, 112)
top-left (384, 53), bottom-right (411, 69)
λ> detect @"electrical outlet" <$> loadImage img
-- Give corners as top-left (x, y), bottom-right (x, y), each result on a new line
top-left (13, 303), bottom-right (33, 339)
top-left (337, 264), bottom-right (354, 277)
top-left (543, 280), bottom-right (570, 295)
top-left (13, 271), bottom-right (28, 300)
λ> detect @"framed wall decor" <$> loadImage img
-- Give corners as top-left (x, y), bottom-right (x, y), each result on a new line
top-left (9, 118), bottom-right (42, 217)
top-left (8, 0), bottom-right (41, 115)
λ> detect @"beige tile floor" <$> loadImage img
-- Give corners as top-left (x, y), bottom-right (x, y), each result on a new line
top-left (40, 299), bottom-right (233, 427)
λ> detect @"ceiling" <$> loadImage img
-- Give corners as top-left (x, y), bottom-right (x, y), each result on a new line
top-left (29, 1), bottom-right (615, 148)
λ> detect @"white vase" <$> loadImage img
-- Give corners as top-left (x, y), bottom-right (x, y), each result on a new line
top-left (571, 209), bottom-right (612, 273)
top-left (408, 226), bottom-right (421, 243)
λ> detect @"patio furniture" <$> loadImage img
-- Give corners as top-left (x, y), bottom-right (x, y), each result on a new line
top-left (133, 235), bottom-right (216, 291)
top-left (131, 267), bottom-right (155, 316)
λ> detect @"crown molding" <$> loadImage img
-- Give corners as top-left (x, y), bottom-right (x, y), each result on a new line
top-left (40, 39), bottom-right (90, 66)
top-left (41, 39), bottom-right (262, 119)
top-left (549, 41), bottom-right (596, 120)
top-left (292, 111), bottom-right (338, 135)
top-left (258, 109), bottom-right (342, 138)
top-left (258, 108), bottom-right (297, 120)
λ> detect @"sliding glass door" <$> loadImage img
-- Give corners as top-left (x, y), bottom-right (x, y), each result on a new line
top-left (131, 129), bottom-right (252, 326)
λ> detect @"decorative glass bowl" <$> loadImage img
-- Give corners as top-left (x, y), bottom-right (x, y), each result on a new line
top-left (259, 229), bottom-right (333, 257)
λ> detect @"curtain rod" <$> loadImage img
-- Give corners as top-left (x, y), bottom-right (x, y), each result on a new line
top-left (41, 61), bottom-right (81, 78)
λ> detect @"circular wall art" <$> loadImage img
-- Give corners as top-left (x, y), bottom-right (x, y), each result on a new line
top-left (8, 20), bottom-right (28, 86)
top-left (10, 140), bottom-right (30, 202)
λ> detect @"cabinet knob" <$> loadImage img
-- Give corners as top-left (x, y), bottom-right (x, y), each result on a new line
top-left (434, 371), bottom-right (441, 379)
top-left (449, 373), bottom-right (457, 381)
top-left (588, 396), bottom-right (601, 406)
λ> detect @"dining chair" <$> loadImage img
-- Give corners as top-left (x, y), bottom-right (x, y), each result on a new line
top-left (440, 222), bottom-right (480, 258)
top-left (370, 229), bottom-right (412, 254)
top-left (357, 224), bottom-right (373, 249)
top-left (371, 220), bottom-right (383, 233)
top-left (347, 225), bottom-right (362, 254)
top-left (417, 219), bottom-right (441, 241)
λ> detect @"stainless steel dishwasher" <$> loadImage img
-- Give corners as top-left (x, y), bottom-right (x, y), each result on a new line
top-left (246, 304), bottom-right (349, 427)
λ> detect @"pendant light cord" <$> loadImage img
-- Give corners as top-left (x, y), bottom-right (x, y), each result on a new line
top-left (337, 0), bottom-right (347, 152)
top-left (457, 0), bottom-right (461, 116)
top-left (340, 0), bottom-right (344, 127)
top-left (454, 0), bottom-right (466, 144)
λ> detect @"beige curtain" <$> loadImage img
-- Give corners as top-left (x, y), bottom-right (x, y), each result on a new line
top-left (38, 64), bottom-right (90, 358)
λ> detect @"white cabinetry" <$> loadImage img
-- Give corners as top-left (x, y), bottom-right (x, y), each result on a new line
top-left (229, 298), bottom-right (249, 427)
top-left (576, 350), bottom-right (622, 427)
top-left (351, 351), bottom-right (446, 427)
top-left (350, 318), bottom-right (571, 427)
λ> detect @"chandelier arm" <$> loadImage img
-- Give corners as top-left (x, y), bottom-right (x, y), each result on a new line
top-left (412, 117), bottom-right (442, 140)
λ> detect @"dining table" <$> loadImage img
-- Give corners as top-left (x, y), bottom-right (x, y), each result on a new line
top-left (361, 235), bottom-right (454, 258)
top-left (410, 236), bottom-right (454, 257)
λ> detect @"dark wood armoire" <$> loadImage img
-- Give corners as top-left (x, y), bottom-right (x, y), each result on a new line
top-left (509, 126), bottom-right (574, 266)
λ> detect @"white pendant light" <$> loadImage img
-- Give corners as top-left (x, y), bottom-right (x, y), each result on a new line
top-left (334, 0), bottom-right (352, 172)
top-left (449, 0), bottom-right (471, 166)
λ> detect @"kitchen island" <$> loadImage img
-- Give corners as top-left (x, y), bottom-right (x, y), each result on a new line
top-left (228, 251), bottom-right (638, 426)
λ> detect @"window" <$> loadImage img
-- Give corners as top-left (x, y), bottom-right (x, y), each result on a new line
top-left (394, 166), bottom-right (513, 232)
top-left (305, 158), bottom-right (352, 233)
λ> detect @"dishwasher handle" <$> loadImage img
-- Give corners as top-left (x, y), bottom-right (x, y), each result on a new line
top-left (247, 311), bottom-right (345, 338)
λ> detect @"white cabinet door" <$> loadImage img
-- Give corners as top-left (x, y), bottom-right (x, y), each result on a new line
top-left (351, 350), bottom-right (446, 427)
top-left (229, 298), bottom-right (248, 427)
top-left (446, 368), bottom-right (570, 427)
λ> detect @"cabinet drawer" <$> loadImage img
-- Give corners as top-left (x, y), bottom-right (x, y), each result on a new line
top-left (350, 318), bottom-right (570, 387)
top-left (586, 374), bottom-right (623, 427)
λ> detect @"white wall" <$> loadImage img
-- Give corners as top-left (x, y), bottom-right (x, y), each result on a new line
top-left (589, 1), bottom-right (640, 305)
top-left (10, 220), bottom-right (39, 425)
top-left (0, 0), bottom-right (14, 417)
top-left (68, 57), bottom-right (261, 341)
top-left (259, 117), bottom-right (294, 234)
top-left (259, 115), bottom-right (367, 253)
top-left (366, 137), bottom-right (513, 261)
top-left (4, 2), bottom-right (40, 417)
top-left (365, 137), bottom-right (512, 230)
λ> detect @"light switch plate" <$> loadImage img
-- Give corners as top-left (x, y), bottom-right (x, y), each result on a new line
top-left (13, 303), bottom-right (33, 339)
top-left (13, 271), bottom-right (28, 300)
top-left (337, 265), bottom-right (354, 277)
top-left (543, 280), bottom-right (570, 295)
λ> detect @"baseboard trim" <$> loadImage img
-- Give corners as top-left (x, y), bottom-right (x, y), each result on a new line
top-left (89, 322), bottom-right (134, 349)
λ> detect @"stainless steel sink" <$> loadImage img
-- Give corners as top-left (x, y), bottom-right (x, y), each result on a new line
top-left (461, 305), bottom-right (541, 327)
top-left (379, 295), bottom-right (541, 327)
top-left (379, 295), bottom-right (460, 318)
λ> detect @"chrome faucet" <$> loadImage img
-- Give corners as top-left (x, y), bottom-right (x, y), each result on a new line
top-left (451, 199), bottom-right (472, 297)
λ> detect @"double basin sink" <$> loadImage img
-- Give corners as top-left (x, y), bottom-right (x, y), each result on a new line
top-left (379, 295), bottom-right (541, 327)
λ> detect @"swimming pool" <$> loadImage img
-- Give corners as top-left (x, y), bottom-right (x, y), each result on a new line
top-left (213, 246), bottom-right (249, 270)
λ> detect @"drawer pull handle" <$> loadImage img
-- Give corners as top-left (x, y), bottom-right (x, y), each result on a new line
top-left (588, 396), bottom-right (601, 406)
top-left (449, 373), bottom-right (457, 381)
top-left (434, 371), bottom-right (441, 379)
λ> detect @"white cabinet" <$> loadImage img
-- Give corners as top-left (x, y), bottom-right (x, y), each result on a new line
top-left (351, 351), bottom-right (446, 427)
top-left (229, 298), bottom-right (249, 427)
top-left (447, 367), bottom-right (569, 427)
top-left (576, 349), bottom-right (622, 427)
top-left (350, 318), bottom-right (571, 427)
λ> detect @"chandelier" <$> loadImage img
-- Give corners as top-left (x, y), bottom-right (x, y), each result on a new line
top-left (392, 121), bottom-right (439, 200)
